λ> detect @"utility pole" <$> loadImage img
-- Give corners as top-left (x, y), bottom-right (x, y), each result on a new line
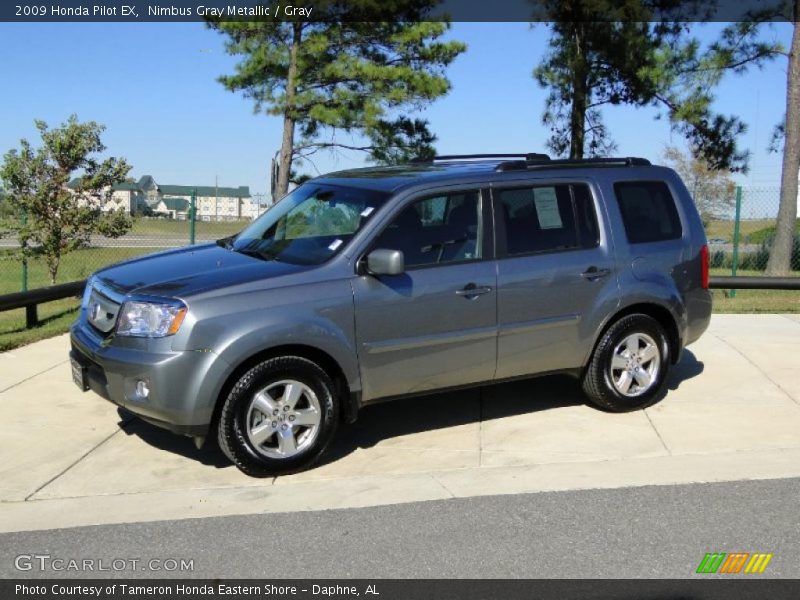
top-left (215, 175), bottom-right (218, 222)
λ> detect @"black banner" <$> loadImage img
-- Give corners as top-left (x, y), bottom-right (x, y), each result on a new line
top-left (3, 580), bottom-right (800, 600)
top-left (0, 0), bottom-right (795, 23)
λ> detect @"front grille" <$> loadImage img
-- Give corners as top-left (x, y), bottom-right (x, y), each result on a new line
top-left (86, 286), bottom-right (121, 333)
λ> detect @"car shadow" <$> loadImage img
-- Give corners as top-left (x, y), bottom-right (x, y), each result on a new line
top-left (666, 348), bottom-right (704, 391)
top-left (319, 350), bottom-right (704, 467)
top-left (116, 408), bottom-right (232, 468)
top-left (119, 349), bottom-right (704, 470)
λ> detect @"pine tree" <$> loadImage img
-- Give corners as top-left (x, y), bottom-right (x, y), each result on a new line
top-left (209, 5), bottom-right (465, 197)
top-left (533, 0), bottom-right (781, 171)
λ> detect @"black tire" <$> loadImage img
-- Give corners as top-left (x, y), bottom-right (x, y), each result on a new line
top-left (582, 314), bottom-right (670, 412)
top-left (217, 356), bottom-right (339, 477)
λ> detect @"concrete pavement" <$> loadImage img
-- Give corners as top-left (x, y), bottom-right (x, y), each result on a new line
top-left (1, 314), bottom-right (799, 533)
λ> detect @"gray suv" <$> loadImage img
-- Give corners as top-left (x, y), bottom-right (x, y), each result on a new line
top-left (70, 154), bottom-right (712, 476)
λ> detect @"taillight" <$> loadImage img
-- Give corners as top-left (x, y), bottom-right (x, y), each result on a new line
top-left (700, 244), bottom-right (709, 289)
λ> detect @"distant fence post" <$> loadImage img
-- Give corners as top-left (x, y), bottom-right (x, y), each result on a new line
top-left (189, 188), bottom-right (196, 245)
top-left (20, 209), bottom-right (28, 293)
top-left (730, 186), bottom-right (743, 298)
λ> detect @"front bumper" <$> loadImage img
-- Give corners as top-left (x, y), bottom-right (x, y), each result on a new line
top-left (70, 322), bottom-right (230, 437)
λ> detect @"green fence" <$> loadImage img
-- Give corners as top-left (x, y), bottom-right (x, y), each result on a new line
top-left (1, 185), bottom-right (798, 340)
top-left (704, 186), bottom-right (799, 311)
top-left (2, 186), bottom-right (798, 294)
top-left (705, 186), bottom-right (800, 274)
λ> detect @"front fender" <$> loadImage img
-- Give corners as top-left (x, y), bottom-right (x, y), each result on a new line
top-left (173, 279), bottom-right (360, 417)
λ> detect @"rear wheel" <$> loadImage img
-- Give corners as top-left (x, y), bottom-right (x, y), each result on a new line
top-left (582, 314), bottom-right (670, 412)
top-left (218, 356), bottom-right (339, 476)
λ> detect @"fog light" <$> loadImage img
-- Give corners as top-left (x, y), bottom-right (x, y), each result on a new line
top-left (135, 380), bottom-right (150, 399)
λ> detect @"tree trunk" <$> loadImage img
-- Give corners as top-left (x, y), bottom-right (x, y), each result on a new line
top-left (275, 23), bottom-right (302, 200)
top-left (767, 11), bottom-right (800, 275)
top-left (569, 25), bottom-right (588, 160)
top-left (48, 256), bottom-right (59, 285)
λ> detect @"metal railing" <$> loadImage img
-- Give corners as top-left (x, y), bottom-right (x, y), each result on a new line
top-left (0, 276), bottom-right (797, 334)
top-left (709, 276), bottom-right (800, 290)
top-left (0, 280), bottom-right (86, 328)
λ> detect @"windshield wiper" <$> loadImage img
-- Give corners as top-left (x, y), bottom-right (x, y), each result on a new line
top-left (234, 247), bottom-right (269, 261)
top-left (232, 246), bottom-right (285, 263)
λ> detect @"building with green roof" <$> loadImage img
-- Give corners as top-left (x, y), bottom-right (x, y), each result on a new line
top-left (69, 175), bottom-right (253, 221)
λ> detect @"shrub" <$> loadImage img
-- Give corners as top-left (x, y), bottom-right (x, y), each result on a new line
top-left (710, 249), bottom-right (727, 268)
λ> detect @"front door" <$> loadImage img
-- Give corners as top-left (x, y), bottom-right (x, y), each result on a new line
top-left (352, 189), bottom-right (497, 401)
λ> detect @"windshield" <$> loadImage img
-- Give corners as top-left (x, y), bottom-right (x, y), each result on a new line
top-left (231, 183), bottom-right (389, 265)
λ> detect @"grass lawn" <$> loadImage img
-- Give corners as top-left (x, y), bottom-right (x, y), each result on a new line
top-left (0, 246), bottom-right (158, 351)
top-left (131, 218), bottom-right (249, 239)
top-left (0, 246), bottom-right (158, 295)
top-left (704, 219), bottom-right (776, 243)
top-left (711, 288), bottom-right (800, 313)
top-left (0, 298), bottom-right (80, 352)
top-left (710, 268), bottom-right (800, 313)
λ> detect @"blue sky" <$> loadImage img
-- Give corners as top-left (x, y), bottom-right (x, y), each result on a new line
top-left (0, 21), bottom-right (792, 195)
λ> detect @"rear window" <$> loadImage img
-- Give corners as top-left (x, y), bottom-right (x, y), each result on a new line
top-left (614, 181), bottom-right (682, 244)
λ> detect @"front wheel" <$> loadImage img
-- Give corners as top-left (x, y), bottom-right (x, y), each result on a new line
top-left (581, 314), bottom-right (670, 412)
top-left (217, 356), bottom-right (339, 477)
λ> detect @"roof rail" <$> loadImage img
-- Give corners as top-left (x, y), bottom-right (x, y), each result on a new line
top-left (411, 153), bottom-right (551, 164)
top-left (496, 156), bottom-right (651, 172)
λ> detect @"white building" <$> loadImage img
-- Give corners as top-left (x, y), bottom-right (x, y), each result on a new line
top-left (69, 175), bottom-right (254, 220)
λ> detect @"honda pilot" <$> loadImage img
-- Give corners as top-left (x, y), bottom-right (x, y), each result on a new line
top-left (70, 154), bottom-right (712, 476)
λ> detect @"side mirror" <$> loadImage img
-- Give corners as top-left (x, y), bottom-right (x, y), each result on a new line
top-left (366, 249), bottom-right (405, 276)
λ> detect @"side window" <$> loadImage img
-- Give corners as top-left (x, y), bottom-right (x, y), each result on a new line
top-left (372, 191), bottom-right (482, 268)
top-left (499, 185), bottom-right (578, 255)
top-left (614, 181), bottom-right (682, 244)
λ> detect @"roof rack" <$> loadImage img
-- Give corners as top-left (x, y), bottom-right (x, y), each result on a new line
top-left (411, 153), bottom-right (551, 164)
top-left (496, 156), bottom-right (651, 172)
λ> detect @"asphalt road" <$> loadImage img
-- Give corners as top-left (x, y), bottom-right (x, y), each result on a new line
top-left (1, 477), bottom-right (798, 579)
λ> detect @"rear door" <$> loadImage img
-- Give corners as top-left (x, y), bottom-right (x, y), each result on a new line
top-left (352, 188), bottom-right (497, 401)
top-left (493, 181), bottom-right (620, 378)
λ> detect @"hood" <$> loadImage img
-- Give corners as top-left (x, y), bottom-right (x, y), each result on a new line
top-left (95, 243), bottom-right (310, 298)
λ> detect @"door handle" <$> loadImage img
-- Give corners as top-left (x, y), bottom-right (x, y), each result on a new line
top-left (456, 283), bottom-right (493, 298)
top-left (581, 266), bottom-right (611, 281)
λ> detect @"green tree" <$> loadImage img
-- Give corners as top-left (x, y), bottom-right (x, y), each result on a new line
top-left (0, 186), bottom-right (13, 219)
top-left (533, 1), bottom-right (782, 171)
top-left (208, 5), bottom-right (465, 197)
top-left (663, 146), bottom-right (735, 223)
top-left (367, 116), bottom-right (437, 165)
top-left (0, 116), bottom-right (132, 284)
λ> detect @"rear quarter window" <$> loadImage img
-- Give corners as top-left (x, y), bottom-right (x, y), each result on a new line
top-left (614, 181), bottom-right (682, 244)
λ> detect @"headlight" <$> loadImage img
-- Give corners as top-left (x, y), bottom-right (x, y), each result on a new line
top-left (116, 301), bottom-right (187, 337)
